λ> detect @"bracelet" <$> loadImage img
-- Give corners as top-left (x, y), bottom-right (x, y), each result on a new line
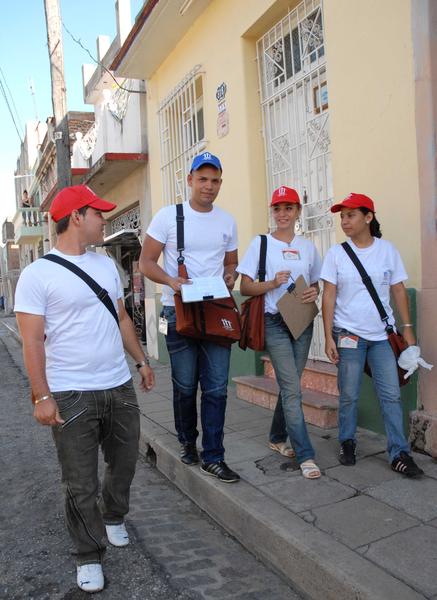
top-left (401, 324), bottom-right (414, 328)
top-left (35, 394), bottom-right (53, 405)
top-left (136, 358), bottom-right (150, 370)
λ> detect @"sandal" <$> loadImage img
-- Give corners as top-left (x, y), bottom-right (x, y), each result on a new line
top-left (269, 442), bottom-right (295, 458)
top-left (300, 460), bottom-right (321, 479)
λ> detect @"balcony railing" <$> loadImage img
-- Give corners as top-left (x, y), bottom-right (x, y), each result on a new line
top-left (19, 207), bottom-right (43, 227)
top-left (14, 207), bottom-right (44, 244)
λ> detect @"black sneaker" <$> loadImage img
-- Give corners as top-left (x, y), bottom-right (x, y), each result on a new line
top-left (180, 443), bottom-right (199, 465)
top-left (200, 461), bottom-right (240, 483)
top-left (391, 451), bottom-right (424, 477)
top-left (339, 439), bottom-right (356, 466)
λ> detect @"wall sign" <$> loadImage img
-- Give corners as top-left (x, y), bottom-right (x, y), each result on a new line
top-left (216, 82), bottom-right (229, 138)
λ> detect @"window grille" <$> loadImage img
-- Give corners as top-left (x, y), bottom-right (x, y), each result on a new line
top-left (111, 206), bottom-right (141, 233)
top-left (158, 65), bottom-right (205, 205)
top-left (257, 0), bottom-right (333, 362)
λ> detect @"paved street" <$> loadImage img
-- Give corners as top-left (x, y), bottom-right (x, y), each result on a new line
top-left (0, 320), bottom-right (300, 600)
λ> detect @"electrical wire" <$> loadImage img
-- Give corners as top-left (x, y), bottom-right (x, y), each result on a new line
top-left (0, 66), bottom-right (24, 139)
top-left (0, 75), bottom-right (23, 143)
top-left (61, 21), bottom-right (146, 94)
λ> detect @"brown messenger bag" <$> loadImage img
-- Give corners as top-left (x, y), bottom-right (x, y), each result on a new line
top-left (239, 234), bottom-right (267, 351)
top-left (173, 203), bottom-right (241, 345)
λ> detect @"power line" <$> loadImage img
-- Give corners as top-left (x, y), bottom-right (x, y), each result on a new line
top-left (0, 65), bottom-right (24, 140)
top-left (0, 76), bottom-right (23, 144)
top-left (28, 78), bottom-right (40, 121)
top-left (61, 21), bottom-right (146, 95)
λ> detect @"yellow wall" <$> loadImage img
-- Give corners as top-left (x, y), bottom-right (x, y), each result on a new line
top-left (140, 0), bottom-right (421, 284)
top-left (324, 0), bottom-right (421, 287)
top-left (146, 0), bottom-right (299, 256)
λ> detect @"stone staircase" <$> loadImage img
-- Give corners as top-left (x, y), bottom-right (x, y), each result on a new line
top-left (233, 357), bottom-right (339, 429)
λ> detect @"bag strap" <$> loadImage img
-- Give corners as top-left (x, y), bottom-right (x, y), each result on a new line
top-left (176, 203), bottom-right (185, 265)
top-left (341, 242), bottom-right (393, 333)
top-left (175, 203), bottom-right (190, 279)
top-left (41, 254), bottom-right (119, 327)
top-left (258, 235), bottom-right (267, 282)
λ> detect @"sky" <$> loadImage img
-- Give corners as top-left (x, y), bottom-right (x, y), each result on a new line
top-left (0, 0), bottom-right (144, 227)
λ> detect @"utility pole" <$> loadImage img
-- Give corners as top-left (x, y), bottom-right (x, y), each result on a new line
top-left (44, 0), bottom-right (71, 189)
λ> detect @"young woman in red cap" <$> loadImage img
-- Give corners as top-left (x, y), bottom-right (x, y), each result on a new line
top-left (321, 193), bottom-right (423, 476)
top-left (237, 186), bottom-right (322, 479)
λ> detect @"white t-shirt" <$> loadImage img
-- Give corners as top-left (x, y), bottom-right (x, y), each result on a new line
top-left (320, 238), bottom-right (408, 341)
top-left (237, 234), bottom-right (322, 314)
top-left (14, 249), bottom-right (131, 391)
top-left (146, 201), bottom-right (238, 306)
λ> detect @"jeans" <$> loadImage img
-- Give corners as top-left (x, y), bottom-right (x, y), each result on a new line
top-left (162, 306), bottom-right (231, 464)
top-left (333, 327), bottom-right (410, 462)
top-left (265, 313), bottom-right (315, 464)
top-left (51, 379), bottom-right (140, 565)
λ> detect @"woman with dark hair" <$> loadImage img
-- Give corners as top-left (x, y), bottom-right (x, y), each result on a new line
top-left (238, 186), bottom-right (322, 479)
top-left (321, 193), bottom-right (423, 477)
top-left (22, 190), bottom-right (31, 208)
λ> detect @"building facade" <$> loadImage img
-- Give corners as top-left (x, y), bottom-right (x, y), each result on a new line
top-left (111, 0), bottom-right (437, 451)
top-left (76, 0), bottom-right (150, 341)
top-left (12, 120), bottom-right (48, 268)
top-left (0, 221), bottom-right (20, 313)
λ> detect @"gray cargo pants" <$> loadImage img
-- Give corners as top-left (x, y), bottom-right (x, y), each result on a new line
top-left (51, 379), bottom-right (140, 565)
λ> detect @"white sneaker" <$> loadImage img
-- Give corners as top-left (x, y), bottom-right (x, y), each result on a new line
top-left (105, 522), bottom-right (129, 547)
top-left (77, 563), bottom-right (104, 593)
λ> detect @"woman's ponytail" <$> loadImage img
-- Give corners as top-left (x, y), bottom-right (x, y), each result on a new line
top-left (359, 208), bottom-right (382, 238)
top-left (370, 217), bottom-right (382, 238)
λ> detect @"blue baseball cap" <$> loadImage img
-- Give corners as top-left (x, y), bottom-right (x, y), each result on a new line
top-left (190, 152), bottom-right (222, 173)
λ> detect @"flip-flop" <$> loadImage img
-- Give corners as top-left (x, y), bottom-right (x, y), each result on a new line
top-left (300, 460), bottom-right (321, 479)
top-left (269, 442), bottom-right (295, 458)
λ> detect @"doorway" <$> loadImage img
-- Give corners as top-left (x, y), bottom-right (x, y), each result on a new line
top-left (257, 0), bottom-right (334, 360)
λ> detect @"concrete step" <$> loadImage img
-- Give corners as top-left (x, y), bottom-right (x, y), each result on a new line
top-left (233, 375), bottom-right (338, 429)
top-left (302, 359), bottom-right (339, 397)
top-left (262, 356), bottom-right (339, 397)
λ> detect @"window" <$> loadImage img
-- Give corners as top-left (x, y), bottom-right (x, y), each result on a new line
top-left (260, 5), bottom-right (325, 100)
top-left (158, 66), bottom-right (205, 205)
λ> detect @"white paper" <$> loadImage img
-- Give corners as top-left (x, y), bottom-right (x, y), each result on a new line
top-left (180, 276), bottom-right (230, 303)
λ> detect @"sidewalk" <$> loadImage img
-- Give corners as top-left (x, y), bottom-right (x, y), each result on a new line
top-left (3, 315), bottom-right (437, 599)
top-left (133, 362), bottom-right (437, 600)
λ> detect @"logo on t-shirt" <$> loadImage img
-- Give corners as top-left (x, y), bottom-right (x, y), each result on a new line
top-left (282, 249), bottom-right (300, 261)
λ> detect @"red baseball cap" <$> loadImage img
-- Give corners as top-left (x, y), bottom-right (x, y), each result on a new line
top-left (331, 193), bottom-right (375, 213)
top-left (270, 186), bottom-right (300, 207)
top-left (50, 185), bottom-right (117, 222)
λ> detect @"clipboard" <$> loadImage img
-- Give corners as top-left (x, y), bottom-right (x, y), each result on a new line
top-left (180, 276), bottom-right (230, 303)
top-left (276, 275), bottom-right (319, 339)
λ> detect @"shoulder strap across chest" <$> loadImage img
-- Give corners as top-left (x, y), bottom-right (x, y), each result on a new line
top-left (41, 254), bottom-right (119, 327)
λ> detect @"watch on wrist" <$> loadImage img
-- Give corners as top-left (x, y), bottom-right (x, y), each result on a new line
top-left (135, 358), bottom-right (150, 370)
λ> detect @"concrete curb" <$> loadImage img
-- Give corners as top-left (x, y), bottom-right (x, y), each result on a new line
top-left (139, 413), bottom-right (423, 600)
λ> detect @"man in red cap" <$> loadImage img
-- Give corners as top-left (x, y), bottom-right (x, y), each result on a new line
top-left (15, 185), bottom-right (155, 593)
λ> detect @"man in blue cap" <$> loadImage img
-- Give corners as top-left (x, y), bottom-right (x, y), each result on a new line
top-left (140, 152), bottom-right (240, 483)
